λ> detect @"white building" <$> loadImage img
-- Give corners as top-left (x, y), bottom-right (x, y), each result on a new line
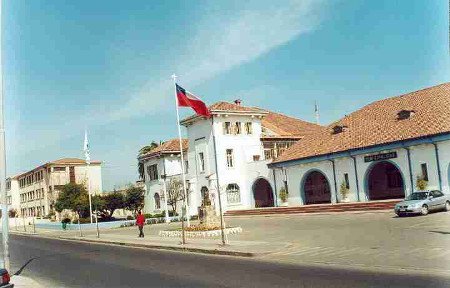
top-left (141, 101), bottom-right (323, 215)
top-left (6, 176), bottom-right (20, 216)
top-left (7, 158), bottom-right (102, 218)
top-left (139, 139), bottom-right (189, 215)
top-left (269, 82), bottom-right (450, 205)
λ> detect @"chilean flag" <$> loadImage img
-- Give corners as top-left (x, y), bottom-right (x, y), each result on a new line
top-left (176, 84), bottom-right (211, 117)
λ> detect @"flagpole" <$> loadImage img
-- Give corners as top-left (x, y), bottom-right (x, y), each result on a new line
top-left (171, 74), bottom-right (190, 228)
top-left (0, 0), bottom-right (10, 270)
top-left (211, 115), bottom-right (228, 245)
top-left (85, 130), bottom-right (93, 224)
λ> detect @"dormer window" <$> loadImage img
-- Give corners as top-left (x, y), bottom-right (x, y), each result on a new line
top-left (397, 110), bottom-right (415, 120)
top-left (332, 125), bottom-right (348, 134)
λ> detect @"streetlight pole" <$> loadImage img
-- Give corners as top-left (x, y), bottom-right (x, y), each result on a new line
top-left (0, 0), bottom-right (10, 269)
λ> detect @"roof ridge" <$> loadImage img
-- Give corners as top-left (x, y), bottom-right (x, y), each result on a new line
top-left (262, 108), bottom-right (324, 127)
top-left (364, 81), bottom-right (450, 108)
top-left (272, 82), bottom-right (450, 164)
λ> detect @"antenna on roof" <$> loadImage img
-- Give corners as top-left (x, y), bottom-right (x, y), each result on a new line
top-left (314, 101), bottom-right (320, 125)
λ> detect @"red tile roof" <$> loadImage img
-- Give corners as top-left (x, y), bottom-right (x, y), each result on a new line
top-left (14, 158), bottom-right (101, 178)
top-left (273, 82), bottom-right (450, 164)
top-left (261, 111), bottom-right (326, 138)
top-left (50, 158), bottom-right (101, 165)
top-left (140, 139), bottom-right (188, 159)
top-left (209, 101), bottom-right (264, 113)
top-left (181, 101), bottom-right (323, 138)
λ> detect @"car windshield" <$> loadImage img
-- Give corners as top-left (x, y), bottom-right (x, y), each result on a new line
top-left (406, 192), bottom-right (428, 200)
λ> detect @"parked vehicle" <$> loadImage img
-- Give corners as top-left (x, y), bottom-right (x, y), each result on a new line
top-left (394, 190), bottom-right (450, 216)
top-left (0, 268), bottom-right (13, 287)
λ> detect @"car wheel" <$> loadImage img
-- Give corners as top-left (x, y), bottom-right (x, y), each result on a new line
top-left (445, 201), bottom-right (450, 212)
top-left (421, 205), bottom-right (429, 216)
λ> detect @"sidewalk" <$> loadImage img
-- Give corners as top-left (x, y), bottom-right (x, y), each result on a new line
top-left (11, 223), bottom-right (284, 257)
top-left (10, 275), bottom-right (45, 288)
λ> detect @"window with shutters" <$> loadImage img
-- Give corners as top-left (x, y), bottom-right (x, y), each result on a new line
top-left (245, 122), bottom-right (253, 134)
top-left (198, 153), bottom-right (205, 172)
top-left (234, 122), bottom-right (241, 135)
top-left (226, 184), bottom-right (241, 204)
top-left (226, 149), bottom-right (234, 168)
top-left (421, 163), bottom-right (428, 181)
top-left (223, 122), bottom-right (231, 135)
top-left (147, 164), bottom-right (158, 181)
top-left (69, 166), bottom-right (75, 183)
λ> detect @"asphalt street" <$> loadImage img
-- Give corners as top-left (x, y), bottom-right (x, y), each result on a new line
top-left (5, 234), bottom-right (450, 288)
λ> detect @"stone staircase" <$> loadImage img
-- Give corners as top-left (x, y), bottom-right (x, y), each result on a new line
top-left (224, 199), bottom-right (400, 216)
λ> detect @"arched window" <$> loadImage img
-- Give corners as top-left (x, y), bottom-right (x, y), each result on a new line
top-left (226, 184), bottom-right (240, 204)
top-left (154, 193), bottom-right (161, 209)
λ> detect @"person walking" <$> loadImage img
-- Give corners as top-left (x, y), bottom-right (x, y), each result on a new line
top-left (136, 210), bottom-right (145, 238)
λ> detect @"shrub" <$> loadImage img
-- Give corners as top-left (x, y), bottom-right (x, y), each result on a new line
top-left (279, 187), bottom-right (288, 203)
top-left (126, 215), bottom-right (134, 220)
top-left (416, 176), bottom-right (428, 191)
top-left (61, 218), bottom-right (71, 224)
top-left (340, 181), bottom-right (350, 199)
top-left (143, 213), bottom-right (153, 218)
top-left (8, 209), bottom-right (17, 218)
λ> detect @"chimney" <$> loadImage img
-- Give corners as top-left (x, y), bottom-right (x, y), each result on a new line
top-left (234, 99), bottom-right (242, 106)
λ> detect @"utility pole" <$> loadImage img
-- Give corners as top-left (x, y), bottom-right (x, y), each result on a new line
top-left (0, 0), bottom-right (10, 270)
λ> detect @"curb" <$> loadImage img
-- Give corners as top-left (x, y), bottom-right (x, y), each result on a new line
top-left (225, 209), bottom-right (393, 218)
top-left (58, 236), bottom-right (255, 257)
top-left (12, 232), bottom-right (255, 258)
top-left (10, 231), bottom-right (38, 236)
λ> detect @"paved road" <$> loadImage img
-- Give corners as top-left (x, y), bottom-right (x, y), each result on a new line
top-left (34, 211), bottom-right (450, 274)
top-left (6, 234), bottom-right (450, 288)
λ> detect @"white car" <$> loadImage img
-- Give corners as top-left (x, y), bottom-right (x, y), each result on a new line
top-left (394, 190), bottom-right (450, 216)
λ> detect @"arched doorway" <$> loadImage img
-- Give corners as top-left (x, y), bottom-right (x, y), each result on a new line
top-left (253, 178), bottom-right (274, 208)
top-left (302, 170), bottom-right (331, 204)
top-left (366, 161), bottom-right (405, 200)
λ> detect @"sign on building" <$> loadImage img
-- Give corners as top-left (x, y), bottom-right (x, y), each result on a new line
top-left (364, 152), bottom-right (397, 163)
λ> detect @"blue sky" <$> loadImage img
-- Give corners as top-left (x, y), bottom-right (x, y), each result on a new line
top-left (5, 0), bottom-right (450, 190)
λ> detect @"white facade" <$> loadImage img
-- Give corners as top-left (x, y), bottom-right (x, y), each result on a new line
top-left (140, 101), bottom-right (324, 215)
top-left (6, 177), bottom-right (20, 215)
top-left (271, 139), bottom-right (450, 206)
top-left (8, 159), bottom-right (102, 218)
top-left (142, 153), bottom-right (185, 215)
top-left (183, 111), bottom-right (280, 214)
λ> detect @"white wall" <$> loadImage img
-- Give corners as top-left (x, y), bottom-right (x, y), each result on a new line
top-left (185, 114), bottom-right (277, 212)
top-left (280, 139), bottom-right (450, 206)
top-left (142, 155), bottom-right (186, 215)
top-left (438, 140), bottom-right (450, 194)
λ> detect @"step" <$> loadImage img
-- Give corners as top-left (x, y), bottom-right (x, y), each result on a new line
top-left (224, 200), bottom-right (399, 216)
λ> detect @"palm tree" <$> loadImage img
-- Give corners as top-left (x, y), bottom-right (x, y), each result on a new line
top-left (138, 141), bottom-right (159, 179)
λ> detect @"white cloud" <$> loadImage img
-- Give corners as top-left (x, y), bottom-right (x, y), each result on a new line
top-left (179, 0), bottom-right (325, 85)
top-left (102, 0), bottom-right (326, 122)
top-left (9, 0), bottom-right (328, 183)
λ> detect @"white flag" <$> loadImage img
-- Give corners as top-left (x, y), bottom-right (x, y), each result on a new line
top-left (84, 130), bottom-right (90, 164)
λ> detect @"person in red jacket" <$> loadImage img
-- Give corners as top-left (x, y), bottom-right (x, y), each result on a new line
top-left (136, 210), bottom-right (146, 238)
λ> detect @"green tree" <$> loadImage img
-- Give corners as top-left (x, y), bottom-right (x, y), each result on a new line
top-left (93, 190), bottom-right (125, 220)
top-left (124, 185), bottom-right (145, 215)
top-left (138, 141), bottom-right (159, 179)
top-left (55, 183), bottom-right (90, 218)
